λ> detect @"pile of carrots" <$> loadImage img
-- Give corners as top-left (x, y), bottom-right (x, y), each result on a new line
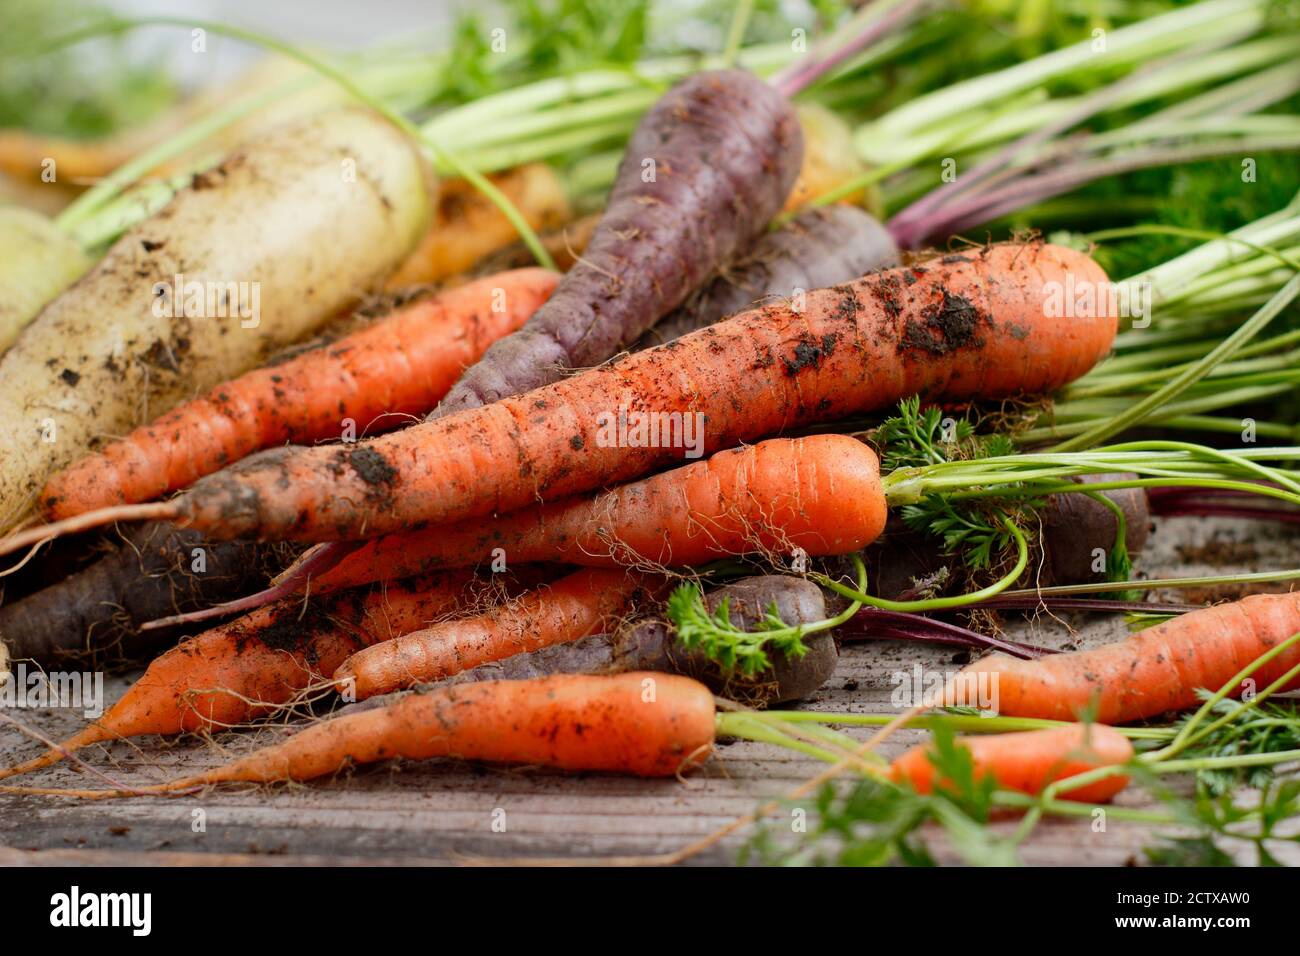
top-left (1, 0), bottom-right (1298, 868)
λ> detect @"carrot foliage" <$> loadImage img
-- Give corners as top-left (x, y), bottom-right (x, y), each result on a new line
top-left (666, 585), bottom-right (809, 676)
top-left (741, 724), bottom-right (1015, 867)
top-left (667, 557), bottom-right (867, 675)
top-left (874, 399), bottom-right (1030, 571)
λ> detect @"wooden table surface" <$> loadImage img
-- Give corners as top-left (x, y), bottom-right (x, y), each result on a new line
top-left (3, 515), bottom-right (1297, 867)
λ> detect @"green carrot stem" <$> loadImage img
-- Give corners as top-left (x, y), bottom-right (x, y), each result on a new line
top-left (1153, 749), bottom-right (1300, 774)
top-left (716, 713), bottom-right (850, 765)
top-left (1149, 628), bottom-right (1300, 760)
top-left (721, 0), bottom-right (756, 67)
top-left (813, 518), bottom-right (1028, 613)
top-left (738, 710), bottom-right (1174, 739)
top-left (444, 89), bottom-right (655, 152)
top-left (38, 13), bottom-right (558, 271)
top-left (993, 792), bottom-right (1179, 824)
top-left (1068, 332), bottom-right (1300, 396)
top-left (1017, 415), bottom-right (1296, 445)
top-left (1050, 274), bottom-right (1300, 452)
top-left (453, 120), bottom-right (636, 175)
top-left (990, 567), bottom-right (1300, 600)
top-left (857, 0), bottom-right (1270, 166)
top-left (1042, 384), bottom-right (1298, 430)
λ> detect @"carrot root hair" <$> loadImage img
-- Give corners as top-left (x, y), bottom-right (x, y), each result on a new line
top-left (0, 722), bottom-right (114, 780)
top-left (0, 502), bottom-right (179, 561)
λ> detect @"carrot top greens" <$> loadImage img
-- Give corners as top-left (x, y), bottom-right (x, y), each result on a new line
top-left (668, 557), bottom-right (867, 675)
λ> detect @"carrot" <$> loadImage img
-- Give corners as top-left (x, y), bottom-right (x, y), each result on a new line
top-left (0, 522), bottom-right (282, 669)
top-left (487, 208), bottom-right (895, 356)
top-left (39, 269), bottom-right (558, 520)
top-left (961, 591), bottom-right (1300, 724)
top-left (1038, 473), bottom-right (1150, 585)
top-left (429, 575), bottom-right (836, 707)
top-left (308, 435), bottom-right (886, 595)
top-left (384, 165), bottom-right (570, 288)
top-left (890, 724), bottom-right (1133, 803)
top-left (335, 567), bottom-right (660, 699)
top-left (0, 243), bottom-right (1116, 551)
top-left (633, 206), bottom-right (898, 349)
top-left (0, 109), bottom-right (431, 535)
top-left (156, 433), bottom-right (878, 627)
top-left (36, 673), bottom-right (719, 794)
top-left (0, 569), bottom-right (502, 780)
top-left (429, 69), bottom-right (803, 418)
top-left (137, 432), bottom-right (881, 630)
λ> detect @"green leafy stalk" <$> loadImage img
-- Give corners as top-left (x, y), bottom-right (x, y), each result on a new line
top-left (863, 401), bottom-right (1300, 592)
top-left (31, 13), bottom-right (559, 268)
top-left (732, 627), bottom-right (1300, 865)
top-left (1051, 273), bottom-right (1300, 451)
top-left (668, 557), bottom-right (866, 675)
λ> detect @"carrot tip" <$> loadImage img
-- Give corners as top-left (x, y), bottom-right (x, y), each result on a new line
top-left (0, 501), bottom-right (178, 560)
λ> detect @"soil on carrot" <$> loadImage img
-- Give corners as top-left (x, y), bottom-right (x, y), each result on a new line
top-left (783, 333), bottom-right (839, 375)
top-left (347, 447), bottom-right (399, 488)
top-left (899, 290), bottom-right (987, 356)
top-left (230, 602), bottom-right (337, 659)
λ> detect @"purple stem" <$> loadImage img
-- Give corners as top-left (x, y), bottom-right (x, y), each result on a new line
top-left (1145, 484), bottom-right (1300, 524)
top-left (843, 607), bottom-right (1055, 659)
top-left (1146, 482), bottom-right (1281, 502)
top-left (138, 540), bottom-right (362, 630)
top-left (888, 29), bottom-right (1263, 248)
top-left (847, 624), bottom-right (1053, 661)
top-left (884, 30), bottom-right (1242, 243)
top-left (1151, 503), bottom-right (1300, 526)
top-left (888, 80), bottom-right (1140, 243)
top-left (771, 0), bottom-right (928, 99)
top-left (912, 140), bottom-right (1281, 243)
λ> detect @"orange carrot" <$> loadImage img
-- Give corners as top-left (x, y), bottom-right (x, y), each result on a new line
top-left (31, 673), bottom-right (718, 795)
top-left (384, 165), bottom-right (570, 287)
top-left (39, 269), bottom-right (558, 520)
top-left (291, 434), bottom-right (886, 597)
top-left (335, 567), bottom-right (660, 699)
top-left (962, 591), bottom-right (1300, 724)
top-left (0, 570), bottom-right (499, 780)
top-left (0, 243), bottom-right (1115, 550)
top-left (890, 724), bottom-right (1133, 803)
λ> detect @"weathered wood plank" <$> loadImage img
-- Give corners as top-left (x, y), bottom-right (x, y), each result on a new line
top-left (2, 516), bottom-right (1297, 866)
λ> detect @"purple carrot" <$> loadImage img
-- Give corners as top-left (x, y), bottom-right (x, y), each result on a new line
top-left (138, 539), bottom-right (362, 631)
top-left (429, 4), bottom-right (935, 418)
top-left (429, 69), bottom-right (804, 418)
top-left (0, 522), bottom-right (287, 669)
top-left (633, 205), bottom-right (898, 349)
top-left (341, 575), bottom-right (838, 709)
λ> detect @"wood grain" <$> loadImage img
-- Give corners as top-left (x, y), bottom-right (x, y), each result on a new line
top-left (2, 516), bottom-right (1296, 866)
